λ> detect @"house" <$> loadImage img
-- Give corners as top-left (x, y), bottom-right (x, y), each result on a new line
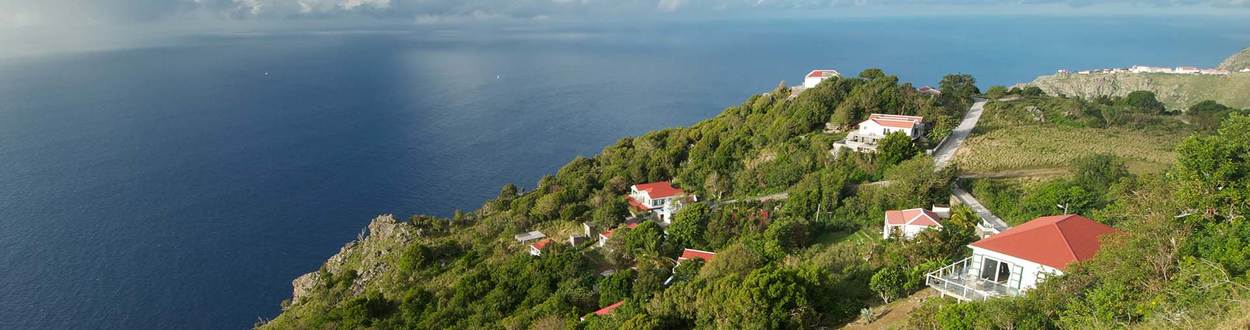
top-left (529, 238), bottom-right (554, 256)
top-left (678, 248), bottom-right (716, 264)
top-left (1240, 68), bottom-right (1250, 73)
top-left (883, 208), bottom-right (943, 240)
top-left (1175, 66), bottom-right (1201, 74)
top-left (834, 114), bottom-right (926, 154)
top-left (1200, 68), bottom-right (1230, 75)
top-left (514, 231), bottom-right (546, 243)
top-left (1056, 69), bottom-right (1069, 74)
top-left (926, 214), bottom-right (1117, 301)
top-left (580, 301), bottom-right (624, 321)
top-left (597, 222), bottom-right (638, 248)
top-left (628, 181), bottom-right (695, 225)
top-left (803, 69), bottom-right (841, 88)
top-left (918, 86), bottom-right (941, 96)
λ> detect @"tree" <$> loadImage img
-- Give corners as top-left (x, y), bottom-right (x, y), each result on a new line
top-left (869, 267), bottom-right (908, 303)
top-left (877, 132), bottom-right (916, 167)
top-left (1174, 113), bottom-right (1250, 221)
top-left (624, 221), bottom-right (665, 256)
top-left (1118, 91), bottom-right (1166, 114)
top-left (1070, 154), bottom-right (1130, 194)
top-left (859, 68), bottom-right (887, 80)
top-left (939, 73), bottom-right (980, 105)
top-left (985, 85), bottom-right (1009, 99)
top-left (1020, 86), bottom-right (1045, 97)
top-left (597, 270), bottom-right (634, 306)
top-left (668, 203), bottom-right (710, 249)
top-left (1186, 100), bottom-right (1236, 131)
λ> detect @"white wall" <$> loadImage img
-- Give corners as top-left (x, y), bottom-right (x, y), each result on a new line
top-left (969, 246), bottom-right (1063, 291)
top-left (883, 224), bottom-right (939, 240)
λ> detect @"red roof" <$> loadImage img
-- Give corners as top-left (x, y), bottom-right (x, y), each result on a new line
top-left (592, 301), bottom-right (624, 316)
top-left (599, 223), bottom-right (638, 239)
top-left (969, 215), bottom-right (1117, 271)
top-left (678, 248), bottom-right (716, 262)
top-left (627, 196), bottom-right (651, 211)
top-left (867, 114), bottom-right (923, 129)
top-left (532, 238), bottom-right (553, 250)
top-left (807, 69), bottom-right (840, 78)
top-left (885, 208), bottom-right (941, 227)
top-left (633, 181), bottom-right (685, 199)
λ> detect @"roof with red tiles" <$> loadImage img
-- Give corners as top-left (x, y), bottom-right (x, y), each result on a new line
top-left (969, 214), bottom-right (1117, 271)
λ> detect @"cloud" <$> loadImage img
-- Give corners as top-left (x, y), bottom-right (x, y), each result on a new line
top-left (0, 0), bottom-right (1248, 29)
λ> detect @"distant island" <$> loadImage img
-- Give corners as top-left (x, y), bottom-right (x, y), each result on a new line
top-left (259, 58), bottom-right (1250, 329)
top-left (1020, 47), bottom-right (1250, 110)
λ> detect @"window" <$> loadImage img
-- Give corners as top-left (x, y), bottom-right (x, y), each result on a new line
top-left (652, 198), bottom-right (663, 207)
top-left (978, 257), bottom-right (1012, 284)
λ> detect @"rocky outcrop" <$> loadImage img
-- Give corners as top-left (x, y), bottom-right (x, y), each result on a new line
top-left (287, 214), bottom-right (414, 306)
top-left (1019, 72), bottom-right (1250, 111)
top-left (1218, 47), bottom-right (1250, 71)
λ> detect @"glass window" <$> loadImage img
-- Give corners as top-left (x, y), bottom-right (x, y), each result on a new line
top-left (978, 258), bottom-right (1012, 283)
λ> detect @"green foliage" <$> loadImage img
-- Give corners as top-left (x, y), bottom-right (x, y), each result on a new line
top-left (667, 203), bottom-right (710, 249)
top-left (1186, 100), bottom-right (1239, 131)
top-left (1119, 90), bottom-right (1167, 115)
top-left (876, 132), bottom-right (916, 167)
top-left (939, 73), bottom-right (980, 106)
top-left (1174, 113), bottom-right (1250, 222)
top-left (868, 267), bottom-right (907, 303)
top-left (985, 85), bottom-right (1009, 99)
top-left (597, 270), bottom-right (634, 307)
top-left (624, 221), bottom-right (665, 256)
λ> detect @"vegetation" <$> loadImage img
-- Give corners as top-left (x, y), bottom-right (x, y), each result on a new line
top-left (908, 114), bottom-right (1250, 329)
top-left (260, 70), bottom-right (975, 329)
top-left (954, 93), bottom-right (1195, 174)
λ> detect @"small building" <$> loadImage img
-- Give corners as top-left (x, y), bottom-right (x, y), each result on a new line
top-left (514, 231), bottom-right (546, 243)
top-left (1175, 66), bottom-right (1200, 74)
top-left (628, 181), bottom-right (694, 225)
top-left (597, 222), bottom-right (638, 248)
top-left (883, 208), bottom-right (943, 240)
top-left (529, 238), bottom-right (553, 256)
top-left (1200, 68), bottom-right (1230, 75)
top-left (580, 301), bottom-right (624, 321)
top-left (927, 214), bottom-right (1117, 301)
top-left (834, 114), bottom-right (926, 154)
top-left (917, 86), bottom-right (941, 96)
top-left (1056, 69), bottom-right (1069, 74)
top-left (803, 69), bottom-right (841, 89)
top-left (678, 248), bottom-right (716, 264)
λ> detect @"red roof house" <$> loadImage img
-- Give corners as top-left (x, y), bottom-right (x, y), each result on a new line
top-left (883, 208), bottom-right (943, 240)
top-left (969, 214), bottom-right (1116, 271)
top-left (927, 214), bottom-right (1118, 301)
top-left (628, 181), bottom-right (693, 225)
top-left (678, 248), bottom-right (716, 263)
top-left (529, 238), bottom-right (553, 256)
top-left (580, 301), bottom-right (624, 321)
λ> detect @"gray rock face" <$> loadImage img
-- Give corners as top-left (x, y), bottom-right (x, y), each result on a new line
top-left (1218, 47), bottom-right (1250, 71)
top-left (287, 214), bottom-right (413, 306)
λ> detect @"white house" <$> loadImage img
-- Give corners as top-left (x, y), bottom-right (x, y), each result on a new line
top-left (883, 208), bottom-right (943, 240)
top-left (529, 238), bottom-right (553, 256)
top-left (628, 181), bottom-right (694, 225)
top-left (833, 114), bottom-right (926, 154)
top-left (1130, 65), bottom-right (1173, 74)
top-left (803, 69), bottom-right (841, 89)
top-left (927, 214), bottom-right (1117, 301)
top-left (917, 86), bottom-right (941, 96)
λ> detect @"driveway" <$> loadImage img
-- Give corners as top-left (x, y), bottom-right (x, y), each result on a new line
top-left (933, 99), bottom-right (988, 169)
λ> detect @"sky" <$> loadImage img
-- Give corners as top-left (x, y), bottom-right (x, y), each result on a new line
top-left (1, 0), bottom-right (1249, 59)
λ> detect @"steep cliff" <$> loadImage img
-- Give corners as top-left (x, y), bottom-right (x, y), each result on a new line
top-left (1021, 72), bottom-right (1250, 111)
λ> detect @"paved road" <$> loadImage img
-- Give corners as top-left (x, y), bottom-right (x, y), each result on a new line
top-left (933, 99), bottom-right (988, 169)
top-left (952, 182), bottom-right (1010, 233)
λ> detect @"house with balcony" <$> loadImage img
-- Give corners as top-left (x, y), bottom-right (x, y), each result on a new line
top-left (627, 181), bottom-right (695, 225)
top-left (833, 114), bottom-right (926, 153)
top-left (883, 208), bottom-right (943, 240)
top-left (529, 238), bottom-right (554, 256)
top-left (927, 214), bottom-right (1116, 301)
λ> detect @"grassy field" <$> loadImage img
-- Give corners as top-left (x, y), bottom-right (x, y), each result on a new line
top-left (953, 125), bottom-right (1184, 175)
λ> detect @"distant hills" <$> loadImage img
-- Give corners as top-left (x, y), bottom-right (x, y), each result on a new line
top-left (1021, 47), bottom-right (1250, 111)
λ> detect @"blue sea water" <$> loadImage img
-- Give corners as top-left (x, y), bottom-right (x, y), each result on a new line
top-left (1, 16), bottom-right (1248, 329)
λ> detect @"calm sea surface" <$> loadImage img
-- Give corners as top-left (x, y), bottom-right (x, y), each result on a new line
top-left (1, 16), bottom-right (1247, 329)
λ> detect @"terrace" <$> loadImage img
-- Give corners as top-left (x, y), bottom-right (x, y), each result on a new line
top-left (926, 256), bottom-right (1022, 302)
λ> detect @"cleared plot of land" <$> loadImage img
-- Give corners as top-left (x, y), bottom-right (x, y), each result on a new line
top-left (953, 125), bottom-right (1184, 175)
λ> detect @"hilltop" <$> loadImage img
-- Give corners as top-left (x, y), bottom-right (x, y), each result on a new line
top-left (1021, 47), bottom-right (1250, 110)
top-left (1218, 47), bottom-right (1250, 71)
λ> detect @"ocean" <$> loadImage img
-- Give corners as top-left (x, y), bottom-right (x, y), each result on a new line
top-left (1, 15), bottom-right (1247, 329)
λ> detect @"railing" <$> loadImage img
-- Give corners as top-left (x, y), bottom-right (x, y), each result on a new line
top-left (926, 257), bottom-right (1021, 301)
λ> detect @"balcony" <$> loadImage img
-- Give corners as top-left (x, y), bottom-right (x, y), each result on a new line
top-left (926, 256), bottom-right (1022, 301)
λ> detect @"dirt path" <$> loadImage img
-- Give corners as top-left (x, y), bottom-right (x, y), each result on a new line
top-left (959, 167), bottom-right (1069, 179)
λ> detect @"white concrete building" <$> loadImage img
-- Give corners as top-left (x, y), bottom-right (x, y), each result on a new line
top-left (883, 208), bottom-right (943, 240)
top-left (628, 181), bottom-right (694, 225)
top-left (803, 69), bottom-right (841, 89)
top-left (833, 114), bottom-right (926, 154)
top-left (927, 215), bottom-right (1117, 301)
top-left (1175, 66), bottom-right (1201, 74)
